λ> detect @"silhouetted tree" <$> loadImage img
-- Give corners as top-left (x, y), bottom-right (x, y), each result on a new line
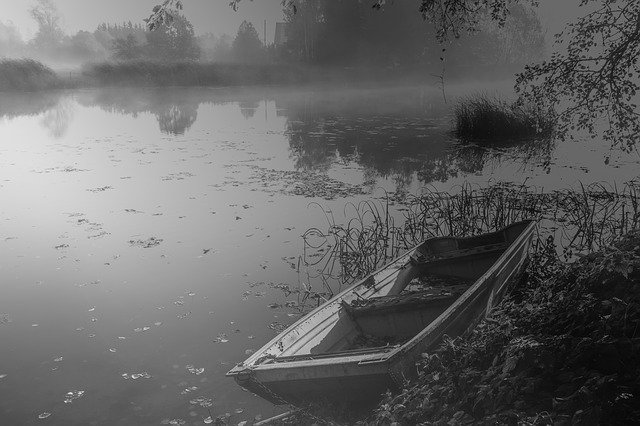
top-left (145, 14), bottom-right (200, 61)
top-left (232, 20), bottom-right (264, 63)
top-left (112, 34), bottom-right (142, 60)
top-left (148, 0), bottom-right (640, 151)
top-left (29, 0), bottom-right (64, 51)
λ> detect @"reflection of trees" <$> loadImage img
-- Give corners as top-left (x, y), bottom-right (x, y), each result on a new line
top-left (76, 88), bottom-right (200, 135)
top-left (40, 97), bottom-right (74, 138)
top-left (278, 88), bottom-right (554, 186)
top-left (156, 104), bottom-right (197, 135)
top-left (0, 92), bottom-right (74, 139)
top-left (238, 100), bottom-right (259, 120)
top-left (0, 92), bottom-right (61, 120)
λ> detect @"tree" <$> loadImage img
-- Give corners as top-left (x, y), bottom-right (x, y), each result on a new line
top-left (147, 0), bottom-right (640, 151)
top-left (0, 21), bottom-right (25, 57)
top-left (232, 20), bottom-right (264, 63)
top-left (112, 34), bottom-right (142, 60)
top-left (145, 14), bottom-right (200, 61)
top-left (29, 0), bottom-right (64, 50)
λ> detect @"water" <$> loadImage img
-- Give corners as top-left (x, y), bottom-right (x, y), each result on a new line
top-left (0, 85), bottom-right (638, 425)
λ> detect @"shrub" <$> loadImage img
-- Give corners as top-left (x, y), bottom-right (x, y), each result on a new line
top-left (81, 61), bottom-right (309, 87)
top-left (0, 59), bottom-right (61, 92)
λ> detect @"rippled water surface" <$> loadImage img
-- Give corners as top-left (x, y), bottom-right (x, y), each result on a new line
top-left (0, 85), bottom-right (638, 425)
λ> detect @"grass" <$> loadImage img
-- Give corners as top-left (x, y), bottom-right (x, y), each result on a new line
top-left (454, 93), bottom-right (555, 140)
top-left (0, 59), bottom-right (61, 92)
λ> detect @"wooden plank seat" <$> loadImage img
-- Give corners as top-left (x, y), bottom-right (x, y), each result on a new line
top-left (341, 285), bottom-right (468, 341)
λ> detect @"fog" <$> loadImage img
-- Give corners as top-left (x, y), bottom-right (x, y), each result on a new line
top-left (0, 0), bottom-right (557, 81)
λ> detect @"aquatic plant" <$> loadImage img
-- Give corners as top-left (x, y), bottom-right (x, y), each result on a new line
top-left (0, 59), bottom-right (61, 92)
top-left (303, 180), bottom-right (640, 285)
top-left (454, 93), bottom-right (555, 140)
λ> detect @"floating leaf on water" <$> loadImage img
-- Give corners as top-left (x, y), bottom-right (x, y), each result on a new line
top-left (38, 412), bottom-right (51, 419)
top-left (214, 333), bottom-right (229, 343)
top-left (63, 390), bottom-right (85, 404)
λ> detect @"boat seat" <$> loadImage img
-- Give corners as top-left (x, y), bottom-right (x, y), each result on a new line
top-left (271, 345), bottom-right (396, 363)
top-left (341, 288), bottom-right (466, 341)
top-left (342, 289), bottom-right (462, 318)
top-left (411, 242), bottom-right (508, 265)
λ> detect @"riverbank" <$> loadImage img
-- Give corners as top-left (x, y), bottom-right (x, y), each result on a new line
top-left (368, 232), bottom-right (640, 425)
top-left (0, 58), bottom-right (438, 92)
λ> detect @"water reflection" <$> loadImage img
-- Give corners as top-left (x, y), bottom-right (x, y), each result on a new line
top-left (238, 100), bottom-right (260, 120)
top-left (77, 89), bottom-right (201, 135)
top-left (0, 86), bottom-right (555, 187)
top-left (40, 97), bottom-right (74, 138)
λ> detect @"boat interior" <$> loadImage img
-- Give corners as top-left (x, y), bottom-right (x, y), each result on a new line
top-left (255, 221), bottom-right (531, 364)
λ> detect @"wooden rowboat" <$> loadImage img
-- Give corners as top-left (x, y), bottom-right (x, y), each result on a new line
top-left (227, 220), bottom-right (536, 405)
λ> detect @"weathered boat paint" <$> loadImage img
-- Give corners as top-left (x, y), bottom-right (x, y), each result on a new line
top-left (227, 220), bottom-right (536, 405)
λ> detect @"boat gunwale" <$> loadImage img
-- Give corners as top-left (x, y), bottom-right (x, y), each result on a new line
top-left (227, 219), bottom-right (535, 376)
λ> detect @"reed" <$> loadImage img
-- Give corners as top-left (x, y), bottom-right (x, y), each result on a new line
top-left (303, 181), bottom-right (640, 285)
top-left (454, 93), bottom-right (554, 140)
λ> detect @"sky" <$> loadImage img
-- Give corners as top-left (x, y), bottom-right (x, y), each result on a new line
top-left (0, 0), bottom-right (285, 41)
top-left (1, 0), bottom-right (579, 42)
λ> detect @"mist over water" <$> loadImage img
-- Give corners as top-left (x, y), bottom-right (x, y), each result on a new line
top-left (0, 84), bottom-right (637, 424)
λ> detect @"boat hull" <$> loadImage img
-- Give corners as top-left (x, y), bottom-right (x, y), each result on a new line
top-left (228, 220), bottom-right (536, 405)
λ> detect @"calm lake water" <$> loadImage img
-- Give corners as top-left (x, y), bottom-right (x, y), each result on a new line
top-left (0, 85), bottom-right (638, 425)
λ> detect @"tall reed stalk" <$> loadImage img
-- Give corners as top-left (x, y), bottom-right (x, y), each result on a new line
top-left (303, 181), bottom-right (640, 285)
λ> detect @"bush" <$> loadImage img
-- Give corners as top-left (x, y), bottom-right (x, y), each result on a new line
top-left (454, 93), bottom-right (555, 140)
top-left (81, 61), bottom-right (309, 87)
top-left (372, 233), bottom-right (640, 424)
top-left (0, 59), bottom-right (61, 92)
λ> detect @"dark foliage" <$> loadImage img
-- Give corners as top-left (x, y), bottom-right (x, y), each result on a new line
top-left (0, 59), bottom-right (60, 92)
top-left (371, 232), bottom-right (640, 424)
top-left (454, 93), bottom-right (554, 140)
top-left (81, 61), bottom-right (308, 87)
